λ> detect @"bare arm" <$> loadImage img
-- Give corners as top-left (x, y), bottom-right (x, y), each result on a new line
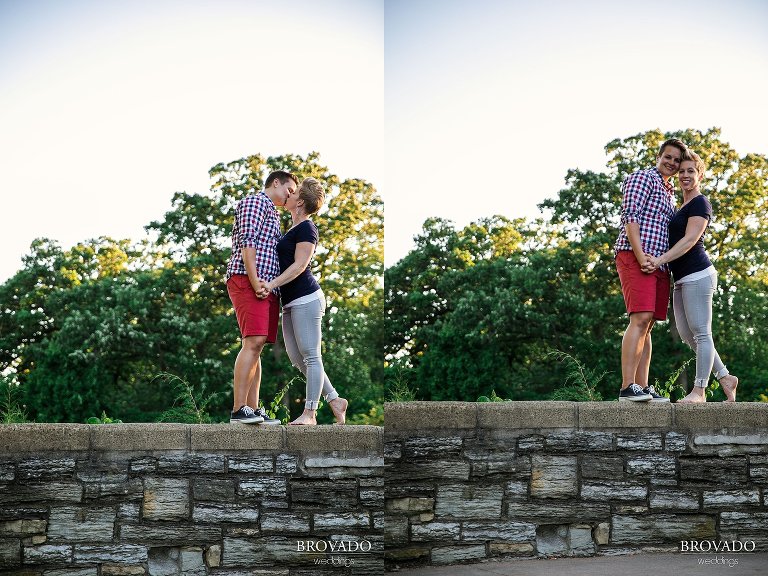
top-left (264, 242), bottom-right (315, 292)
top-left (624, 222), bottom-right (646, 265)
top-left (241, 247), bottom-right (266, 294)
top-left (649, 216), bottom-right (708, 268)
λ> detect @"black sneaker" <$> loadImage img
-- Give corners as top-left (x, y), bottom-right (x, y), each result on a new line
top-left (230, 405), bottom-right (263, 424)
top-left (643, 385), bottom-right (670, 403)
top-left (618, 383), bottom-right (652, 402)
top-left (253, 406), bottom-right (281, 425)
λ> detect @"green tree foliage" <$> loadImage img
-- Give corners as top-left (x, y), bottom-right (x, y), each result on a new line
top-left (1, 153), bottom-right (383, 423)
top-left (385, 128), bottom-right (768, 402)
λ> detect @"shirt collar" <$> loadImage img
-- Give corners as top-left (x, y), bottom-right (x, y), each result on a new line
top-left (651, 167), bottom-right (675, 193)
top-left (260, 190), bottom-right (279, 211)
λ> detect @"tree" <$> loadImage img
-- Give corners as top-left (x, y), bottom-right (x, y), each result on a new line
top-left (385, 129), bottom-right (768, 402)
top-left (2, 153), bottom-right (383, 423)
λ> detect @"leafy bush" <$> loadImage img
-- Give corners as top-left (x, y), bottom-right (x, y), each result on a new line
top-left (477, 390), bottom-right (512, 402)
top-left (548, 350), bottom-right (605, 401)
top-left (86, 411), bottom-right (123, 424)
top-left (1, 375), bottom-right (29, 424)
top-left (155, 372), bottom-right (221, 424)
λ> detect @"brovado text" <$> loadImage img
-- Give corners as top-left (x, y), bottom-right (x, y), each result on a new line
top-left (680, 540), bottom-right (756, 553)
top-left (297, 539), bottom-right (372, 553)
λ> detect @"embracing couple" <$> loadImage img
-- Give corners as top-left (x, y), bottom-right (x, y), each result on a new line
top-left (225, 170), bottom-right (348, 425)
top-left (615, 139), bottom-right (739, 404)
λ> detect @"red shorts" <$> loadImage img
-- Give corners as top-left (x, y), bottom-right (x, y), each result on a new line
top-left (615, 251), bottom-right (670, 321)
top-left (227, 275), bottom-right (279, 342)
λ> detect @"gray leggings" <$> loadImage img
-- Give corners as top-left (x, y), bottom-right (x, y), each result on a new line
top-left (673, 271), bottom-right (729, 388)
top-left (282, 296), bottom-right (339, 410)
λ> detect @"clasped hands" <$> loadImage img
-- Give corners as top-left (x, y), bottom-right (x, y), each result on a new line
top-left (253, 279), bottom-right (273, 299)
top-left (640, 254), bottom-right (662, 274)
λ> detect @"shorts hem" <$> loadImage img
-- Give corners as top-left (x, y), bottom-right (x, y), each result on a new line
top-left (240, 332), bottom-right (277, 344)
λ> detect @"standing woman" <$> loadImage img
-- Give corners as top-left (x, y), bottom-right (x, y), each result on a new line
top-left (258, 177), bottom-right (348, 424)
top-left (644, 150), bottom-right (739, 403)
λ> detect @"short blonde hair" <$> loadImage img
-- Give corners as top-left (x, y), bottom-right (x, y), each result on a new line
top-left (682, 149), bottom-right (706, 177)
top-left (297, 177), bottom-right (325, 215)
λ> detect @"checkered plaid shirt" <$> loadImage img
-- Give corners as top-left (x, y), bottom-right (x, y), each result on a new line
top-left (226, 191), bottom-right (281, 290)
top-left (614, 167), bottom-right (676, 270)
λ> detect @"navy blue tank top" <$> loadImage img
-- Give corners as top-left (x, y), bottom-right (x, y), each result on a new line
top-left (276, 220), bottom-right (321, 305)
top-left (668, 194), bottom-right (712, 281)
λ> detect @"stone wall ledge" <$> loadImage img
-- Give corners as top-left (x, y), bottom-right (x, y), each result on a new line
top-left (0, 423), bottom-right (383, 453)
top-left (385, 401), bottom-right (768, 433)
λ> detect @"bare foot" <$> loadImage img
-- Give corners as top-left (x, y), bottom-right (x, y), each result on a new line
top-left (329, 397), bottom-right (348, 425)
top-left (677, 390), bottom-right (707, 404)
top-left (720, 375), bottom-right (738, 402)
top-left (289, 411), bottom-right (317, 426)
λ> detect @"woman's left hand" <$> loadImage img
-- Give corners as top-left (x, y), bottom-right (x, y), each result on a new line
top-left (642, 255), bottom-right (661, 273)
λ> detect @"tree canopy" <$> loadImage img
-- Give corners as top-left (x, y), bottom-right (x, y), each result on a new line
top-left (1, 153), bottom-right (383, 424)
top-left (385, 128), bottom-right (768, 403)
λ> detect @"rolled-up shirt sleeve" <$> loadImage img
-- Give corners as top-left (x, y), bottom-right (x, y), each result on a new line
top-left (236, 196), bottom-right (266, 249)
top-left (620, 171), bottom-right (652, 226)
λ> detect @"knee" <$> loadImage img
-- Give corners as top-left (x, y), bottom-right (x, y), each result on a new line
top-left (289, 357), bottom-right (304, 370)
top-left (302, 351), bottom-right (322, 368)
top-left (630, 312), bottom-right (654, 332)
top-left (692, 331), bottom-right (713, 346)
top-left (242, 336), bottom-right (267, 355)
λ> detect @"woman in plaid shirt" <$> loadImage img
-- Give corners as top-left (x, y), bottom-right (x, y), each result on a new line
top-left (614, 139), bottom-right (687, 403)
top-left (226, 170), bottom-right (297, 424)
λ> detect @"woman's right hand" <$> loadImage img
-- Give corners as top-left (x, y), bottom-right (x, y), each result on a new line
top-left (641, 254), bottom-right (661, 273)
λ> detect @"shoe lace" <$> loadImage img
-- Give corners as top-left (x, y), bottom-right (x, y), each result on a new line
top-left (629, 383), bottom-right (645, 394)
top-left (241, 405), bottom-right (256, 417)
top-left (254, 406), bottom-right (266, 417)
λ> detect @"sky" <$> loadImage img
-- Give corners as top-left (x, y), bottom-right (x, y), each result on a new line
top-left (384, 0), bottom-right (768, 267)
top-left (0, 0), bottom-right (383, 282)
top-left (1, 1), bottom-right (767, 282)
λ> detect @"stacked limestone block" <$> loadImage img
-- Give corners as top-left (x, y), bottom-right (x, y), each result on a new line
top-left (0, 424), bottom-right (383, 575)
top-left (384, 401), bottom-right (768, 569)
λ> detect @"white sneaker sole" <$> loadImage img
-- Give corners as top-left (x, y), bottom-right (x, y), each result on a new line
top-left (618, 395), bottom-right (652, 402)
top-left (230, 417), bottom-right (264, 424)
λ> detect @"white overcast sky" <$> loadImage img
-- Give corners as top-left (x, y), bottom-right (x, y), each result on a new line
top-left (1, 0), bottom-right (766, 281)
top-left (0, 0), bottom-right (383, 282)
top-left (384, 0), bottom-right (768, 266)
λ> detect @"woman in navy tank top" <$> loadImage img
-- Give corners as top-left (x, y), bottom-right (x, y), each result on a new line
top-left (643, 150), bottom-right (738, 403)
top-left (257, 177), bottom-right (348, 425)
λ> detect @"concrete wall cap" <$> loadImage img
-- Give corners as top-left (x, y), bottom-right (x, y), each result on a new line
top-left (0, 423), bottom-right (383, 453)
top-left (190, 424), bottom-right (285, 451)
top-left (673, 402), bottom-right (768, 429)
top-left (285, 425), bottom-right (383, 453)
top-left (478, 401), bottom-right (577, 429)
top-left (579, 402), bottom-right (673, 429)
top-left (385, 402), bottom-right (477, 432)
top-left (384, 401), bottom-right (768, 432)
top-left (0, 423), bottom-right (90, 452)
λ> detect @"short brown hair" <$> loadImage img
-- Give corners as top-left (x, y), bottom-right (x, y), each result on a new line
top-left (297, 177), bottom-right (325, 215)
top-left (658, 138), bottom-right (687, 158)
top-left (682, 149), bottom-right (706, 176)
top-left (264, 170), bottom-right (299, 189)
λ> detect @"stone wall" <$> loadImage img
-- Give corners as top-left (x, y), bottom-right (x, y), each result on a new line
top-left (0, 424), bottom-right (383, 575)
top-left (385, 402), bottom-right (768, 569)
